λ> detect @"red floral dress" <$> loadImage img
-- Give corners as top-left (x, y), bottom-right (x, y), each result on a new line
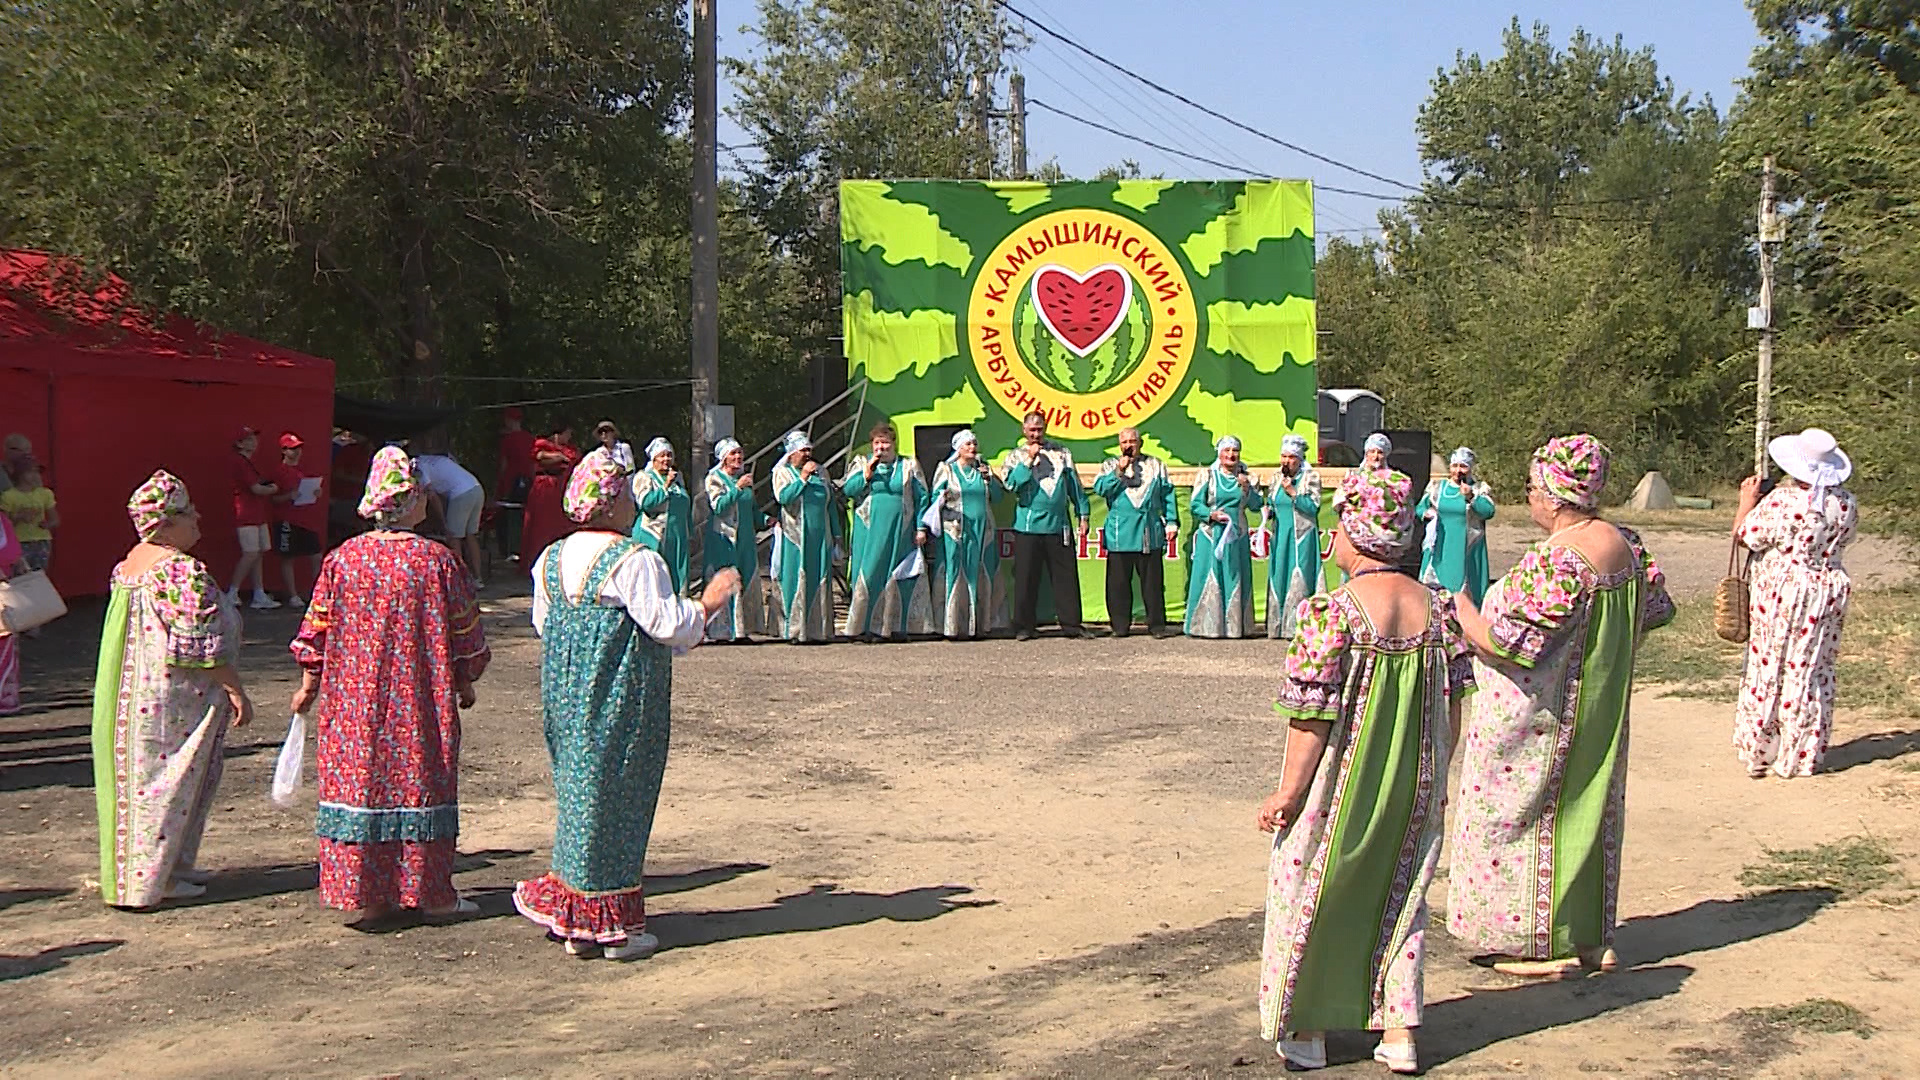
top-left (291, 533), bottom-right (489, 911)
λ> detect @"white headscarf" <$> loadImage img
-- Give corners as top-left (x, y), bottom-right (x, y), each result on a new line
top-left (1215, 434), bottom-right (1242, 454)
top-left (645, 437), bottom-right (673, 460)
top-left (1450, 446), bottom-right (1476, 469)
top-left (713, 437), bottom-right (741, 461)
top-left (783, 430), bottom-right (812, 456)
top-left (1280, 434), bottom-right (1309, 458)
top-left (1365, 432), bottom-right (1393, 455)
top-left (949, 429), bottom-right (978, 460)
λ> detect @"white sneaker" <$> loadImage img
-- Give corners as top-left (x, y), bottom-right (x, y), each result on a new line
top-left (250, 593), bottom-right (282, 610)
top-left (163, 880), bottom-right (207, 900)
top-left (603, 933), bottom-right (659, 961)
top-left (1278, 1035), bottom-right (1326, 1070)
top-left (1374, 1040), bottom-right (1418, 1074)
top-left (288, 595), bottom-right (306, 610)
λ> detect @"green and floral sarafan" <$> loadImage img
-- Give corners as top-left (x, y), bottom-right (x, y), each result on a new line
top-left (842, 180), bottom-right (1317, 467)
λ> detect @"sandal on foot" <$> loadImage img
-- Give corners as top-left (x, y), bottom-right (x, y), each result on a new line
top-left (1579, 947), bottom-right (1619, 972)
top-left (564, 939), bottom-right (603, 959)
top-left (1491, 956), bottom-right (1583, 979)
top-left (1278, 1035), bottom-right (1326, 1070)
top-left (423, 897), bottom-right (480, 922)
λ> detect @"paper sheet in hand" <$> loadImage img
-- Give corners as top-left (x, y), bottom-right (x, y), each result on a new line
top-left (293, 477), bottom-right (322, 506)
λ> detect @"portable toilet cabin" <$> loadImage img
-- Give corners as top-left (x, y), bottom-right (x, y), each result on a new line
top-left (1316, 388), bottom-right (1385, 466)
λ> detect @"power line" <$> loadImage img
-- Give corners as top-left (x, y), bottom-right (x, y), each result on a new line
top-left (1027, 98), bottom-right (1259, 178)
top-left (995, 0), bottom-right (1705, 214)
top-left (993, 0), bottom-right (1418, 192)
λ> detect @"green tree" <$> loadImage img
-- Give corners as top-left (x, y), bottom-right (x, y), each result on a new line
top-left (1730, 0), bottom-right (1920, 532)
top-left (726, 0), bottom-right (1022, 371)
top-left (1, 0), bottom-right (688, 401)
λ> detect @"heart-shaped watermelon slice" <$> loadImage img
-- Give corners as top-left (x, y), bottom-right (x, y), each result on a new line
top-left (1031, 264), bottom-right (1133, 358)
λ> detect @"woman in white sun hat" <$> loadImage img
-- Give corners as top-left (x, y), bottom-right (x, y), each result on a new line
top-left (1731, 427), bottom-right (1857, 779)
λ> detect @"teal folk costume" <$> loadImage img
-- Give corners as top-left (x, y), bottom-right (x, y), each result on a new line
top-left (1265, 446), bottom-right (1323, 640)
top-left (701, 454), bottom-right (763, 641)
top-left (841, 451), bottom-right (931, 638)
top-left (513, 532), bottom-right (707, 944)
top-left (630, 450), bottom-right (691, 593)
top-left (1417, 449), bottom-right (1495, 606)
top-left (771, 433), bottom-right (837, 642)
top-left (1186, 454), bottom-right (1263, 639)
top-left (926, 435), bottom-right (1004, 638)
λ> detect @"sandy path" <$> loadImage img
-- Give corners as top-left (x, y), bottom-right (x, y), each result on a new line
top-left (2, 525), bottom-right (1917, 1078)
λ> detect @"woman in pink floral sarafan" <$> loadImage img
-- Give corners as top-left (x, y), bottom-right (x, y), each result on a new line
top-left (92, 472), bottom-right (256, 909)
top-left (1732, 428), bottom-right (1856, 778)
top-left (1448, 435), bottom-right (1674, 979)
top-left (1256, 467), bottom-right (1474, 1076)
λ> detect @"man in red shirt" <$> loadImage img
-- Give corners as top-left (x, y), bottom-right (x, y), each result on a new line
top-left (229, 426), bottom-right (282, 609)
top-left (270, 432), bottom-right (327, 607)
top-left (495, 407), bottom-right (537, 563)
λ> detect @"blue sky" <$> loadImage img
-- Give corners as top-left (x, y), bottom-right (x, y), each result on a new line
top-left (717, 0), bottom-right (1761, 238)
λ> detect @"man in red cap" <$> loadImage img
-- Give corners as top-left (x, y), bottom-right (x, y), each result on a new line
top-left (229, 426), bottom-right (281, 608)
top-left (495, 407), bottom-right (536, 562)
top-left (270, 432), bottom-right (326, 607)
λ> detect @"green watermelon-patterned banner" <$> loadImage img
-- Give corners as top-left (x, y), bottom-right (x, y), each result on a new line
top-left (842, 179), bottom-right (1317, 468)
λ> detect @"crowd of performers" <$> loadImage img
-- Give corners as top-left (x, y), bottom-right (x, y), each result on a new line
top-left (67, 415), bottom-right (1859, 1070)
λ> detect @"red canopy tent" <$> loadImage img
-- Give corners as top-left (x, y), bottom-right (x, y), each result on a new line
top-left (1, 249), bottom-right (336, 596)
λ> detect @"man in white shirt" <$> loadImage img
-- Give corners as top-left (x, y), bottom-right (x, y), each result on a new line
top-left (415, 447), bottom-right (486, 584)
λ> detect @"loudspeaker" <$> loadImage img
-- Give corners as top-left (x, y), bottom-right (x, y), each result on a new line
top-left (1381, 429), bottom-right (1432, 573)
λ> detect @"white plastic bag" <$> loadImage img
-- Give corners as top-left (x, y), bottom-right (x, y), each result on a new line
top-left (270, 712), bottom-right (306, 807)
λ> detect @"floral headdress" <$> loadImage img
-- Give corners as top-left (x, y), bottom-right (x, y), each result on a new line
top-left (1530, 434), bottom-right (1610, 511)
top-left (564, 447), bottom-right (626, 523)
top-left (1334, 466), bottom-right (1415, 561)
top-left (128, 470), bottom-right (193, 541)
top-left (358, 445), bottom-right (423, 522)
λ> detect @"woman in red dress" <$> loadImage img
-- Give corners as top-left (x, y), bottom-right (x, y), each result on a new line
top-left (290, 446), bottom-right (491, 922)
top-left (520, 423), bottom-right (583, 566)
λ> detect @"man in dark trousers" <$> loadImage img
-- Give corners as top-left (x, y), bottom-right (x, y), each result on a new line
top-left (1092, 426), bottom-right (1181, 638)
top-left (1000, 410), bottom-right (1091, 640)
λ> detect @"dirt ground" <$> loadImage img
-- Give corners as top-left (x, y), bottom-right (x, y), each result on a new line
top-left (4, 521), bottom-right (1918, 1079)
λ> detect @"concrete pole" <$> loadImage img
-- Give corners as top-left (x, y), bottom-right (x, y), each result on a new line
top-left (691, 0), bottom-right (720, 487)
top-left (1755, 154), bottom-right (1776, 477)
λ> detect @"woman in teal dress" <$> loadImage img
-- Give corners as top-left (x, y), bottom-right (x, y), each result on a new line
top-left (1265, 433), bottom-right (1323, 640)
top-left (1258, 466), bottom-right (1472, 1076)
top-left (1186, 435), bottom-right (1263, 638)
top-left (514, 449), bottom-right (739, 960)
top-left (702, 438), bottom-right (763, 642)
top-left (771, 430), bottom-right (836, 643)
top-left (1418, 446), bottom-right (1496, 605)
top-left (927, 429), bottom-right (1003, 640)
top-left (630, 437), bottom-right (691, 592)
top-left (841, 422), bottom-right (930, 642)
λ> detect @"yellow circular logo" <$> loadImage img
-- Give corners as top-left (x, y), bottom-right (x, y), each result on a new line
top-left (966, 208), bottom-right (1197, 440)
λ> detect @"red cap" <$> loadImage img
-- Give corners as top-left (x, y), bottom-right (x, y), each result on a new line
top-left (279, 432), bottom-right (304, 449)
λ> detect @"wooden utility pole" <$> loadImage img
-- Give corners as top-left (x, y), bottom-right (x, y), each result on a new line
top-left (1754, 155), bottom-right (1778, 477)
top-left (690, 0), bottom-right (720, 486)
top-left (972, 74), bottom-right (993, 178)
top-left (1008, 72), bottom-right (1027, 179)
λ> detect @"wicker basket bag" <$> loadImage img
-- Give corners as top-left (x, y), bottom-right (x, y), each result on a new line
top-left (1714, 539), bottom-right (1750, 644)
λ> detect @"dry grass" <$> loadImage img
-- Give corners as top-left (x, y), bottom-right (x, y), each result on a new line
top-left (1732, 998), bottom-right (1877, 1040)
top-left (1636, 587), bottom-right (1920, 718)
top-left (1739, 835), bottom-right (1904, 899)
top-left (1636, 600), bottom-right (1743, 699)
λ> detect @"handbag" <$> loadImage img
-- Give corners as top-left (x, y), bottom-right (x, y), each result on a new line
top-left (1714, 539), bottom-right (1750, 644)
top-left (0, 569), bottom-right (68, 634)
